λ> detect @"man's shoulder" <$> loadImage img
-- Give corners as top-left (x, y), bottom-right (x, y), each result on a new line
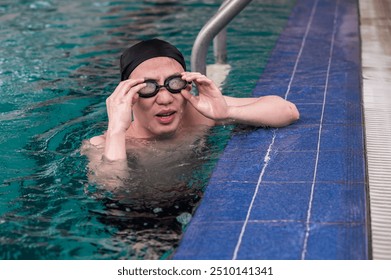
top-left (90, 135), bottom-right (106, 147)
top-left (80, 135), bottom-right (105, 155)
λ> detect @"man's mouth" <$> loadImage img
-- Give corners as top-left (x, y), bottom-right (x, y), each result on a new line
top-left (156, 111), bottom-right (175, 117)
top-left (155, 110), bottom-right (176, 124)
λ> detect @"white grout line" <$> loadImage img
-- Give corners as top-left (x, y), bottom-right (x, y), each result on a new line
top-left (300, 0), bottom-right (339, 260)
top-left (284, 0), bottom-right (319, 101)
top-left (231, 0), bottom-right (319, 260)
top-left (232, 129), bottom-right (276, 260)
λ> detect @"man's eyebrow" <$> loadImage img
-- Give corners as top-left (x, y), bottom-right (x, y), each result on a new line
top-left (143, 72), bottom-right (181, 80)
top-left (143, 76), bottom-right (157, 80)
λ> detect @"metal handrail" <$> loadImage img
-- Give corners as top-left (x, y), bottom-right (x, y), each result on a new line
top-left (191, 0), bottom-right (253, 74)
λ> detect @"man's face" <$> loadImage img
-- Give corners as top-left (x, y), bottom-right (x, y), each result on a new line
top-left (130, 57), bottom-right (189, 139)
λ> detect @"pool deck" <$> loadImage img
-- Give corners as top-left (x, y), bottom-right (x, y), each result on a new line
top-left (360, 0), bottom-right (391, 260)
top-left (174, 0), bottom-right (369, 260)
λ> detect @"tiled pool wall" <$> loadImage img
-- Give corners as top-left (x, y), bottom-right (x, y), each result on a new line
top-left (174, 0), bottom-right (369, 260)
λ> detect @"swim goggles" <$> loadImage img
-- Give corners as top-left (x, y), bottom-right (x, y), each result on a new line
top-left (138, 74), bottom-right (190, 98)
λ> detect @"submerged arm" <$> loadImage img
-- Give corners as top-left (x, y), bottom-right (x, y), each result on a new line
top-left (81, 137), bottom-right (129, 191)
top-left (79, 79), bottom-right (145, 190)
top-left (103, 78), bottom-right (145, 161)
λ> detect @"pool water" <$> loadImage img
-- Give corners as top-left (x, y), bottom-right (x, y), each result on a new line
top-left (0, 0), bottom-right (295, 259)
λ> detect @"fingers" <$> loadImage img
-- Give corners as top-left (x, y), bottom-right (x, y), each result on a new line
top-left (107, 78), bottom-right (145, 105)
top-left (105, 79), bottom-right (146, 134)
top-left (181, 72), bottom-right (213, 86)
top-left (181, 72), bottom-right (220, 96)
top-left (180, 89), bottom-right (198, 104)
top-left (181, 71), bottom-right (222, 100)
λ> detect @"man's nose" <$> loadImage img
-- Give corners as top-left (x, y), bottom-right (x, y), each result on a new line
top-left (155, 87), bottom-right (174, 104)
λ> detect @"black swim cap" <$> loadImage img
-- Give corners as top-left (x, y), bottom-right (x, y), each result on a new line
top-left (120, 39), bottom-right (186, 81)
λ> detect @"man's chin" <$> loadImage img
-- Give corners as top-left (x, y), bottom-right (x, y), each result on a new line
top-left (153, 125), bottom-right (181, 139)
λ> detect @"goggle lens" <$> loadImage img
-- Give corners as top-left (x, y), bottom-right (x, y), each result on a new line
top-left (166, 76), bottom-right (187, 93)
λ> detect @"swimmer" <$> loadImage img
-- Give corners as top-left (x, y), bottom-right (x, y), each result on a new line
top-left (82, 38), bottom-right (299, 186)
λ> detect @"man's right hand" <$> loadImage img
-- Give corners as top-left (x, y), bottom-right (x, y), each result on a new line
top-left (103, 79), bottom-right (146, 161)
top-left (105, 78), bottom-right (146, 134)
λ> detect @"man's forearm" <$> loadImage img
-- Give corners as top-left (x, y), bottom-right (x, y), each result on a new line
top-left (225, 96), bottom-right (300, 127)
top-left (104, 130), bottom-right (127, 160)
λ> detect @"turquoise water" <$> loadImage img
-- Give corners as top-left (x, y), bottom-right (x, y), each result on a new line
top-left (0, 0), bottom-right (294, 259)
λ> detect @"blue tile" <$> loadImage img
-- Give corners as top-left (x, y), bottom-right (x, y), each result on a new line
top-left (320, 124), bottom-right (364, 151)
top-left (293, 68), bottom-right (329, 88)
top-left (262, 151), bottom-right (317, 182)
top-left (217, 145), bottom-right (265, 163)
top-left (326, 85), bottom-right (361, 104)
top-left (273, 125), bottom-right (320, 152)
top-left (253, 73), bottom-right (292, 93)
top-left (328, 68), bottom-right (361, 95)
top-left (294, 104), bottom-right (323, 125)
top-left (299, 40), bottom-right (333, 65)
top-left (316, 150), bottom-right (365, 182)
top-left (310, 182), bottom-right (367, 223)
top-left (260, 52), bottom-right (299, 73)
top-left (192, 181), bottom-right (256, 222)
top-left (229, 128), bottom-right (275, 150)
top-left (277, 32), bottom-right (307, 48)
top-left (210, 129), bottom-right (275, 183)
top-left (253, 82), bottom-right (288, 98)
top-left (332, 43), bottom-right (360, 65)
top-left (329, 64), bottom-right (361, 87)
top-left (323, 102), bottom-right (363, 125)
top-left (304, 223), bottom-right (368, 259)
top-left (288, 0), bottom-right (318, 28)
top-left (249, 182), bottom-right (313, 221)
top-left (236, 222), bottom-right (306, 259)
top-left (173, 222), bottom-right (243, 260)
top-left (287, 85), bottom-right (326, 103)
top-left (210, 151), bottom-right (264, 183)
